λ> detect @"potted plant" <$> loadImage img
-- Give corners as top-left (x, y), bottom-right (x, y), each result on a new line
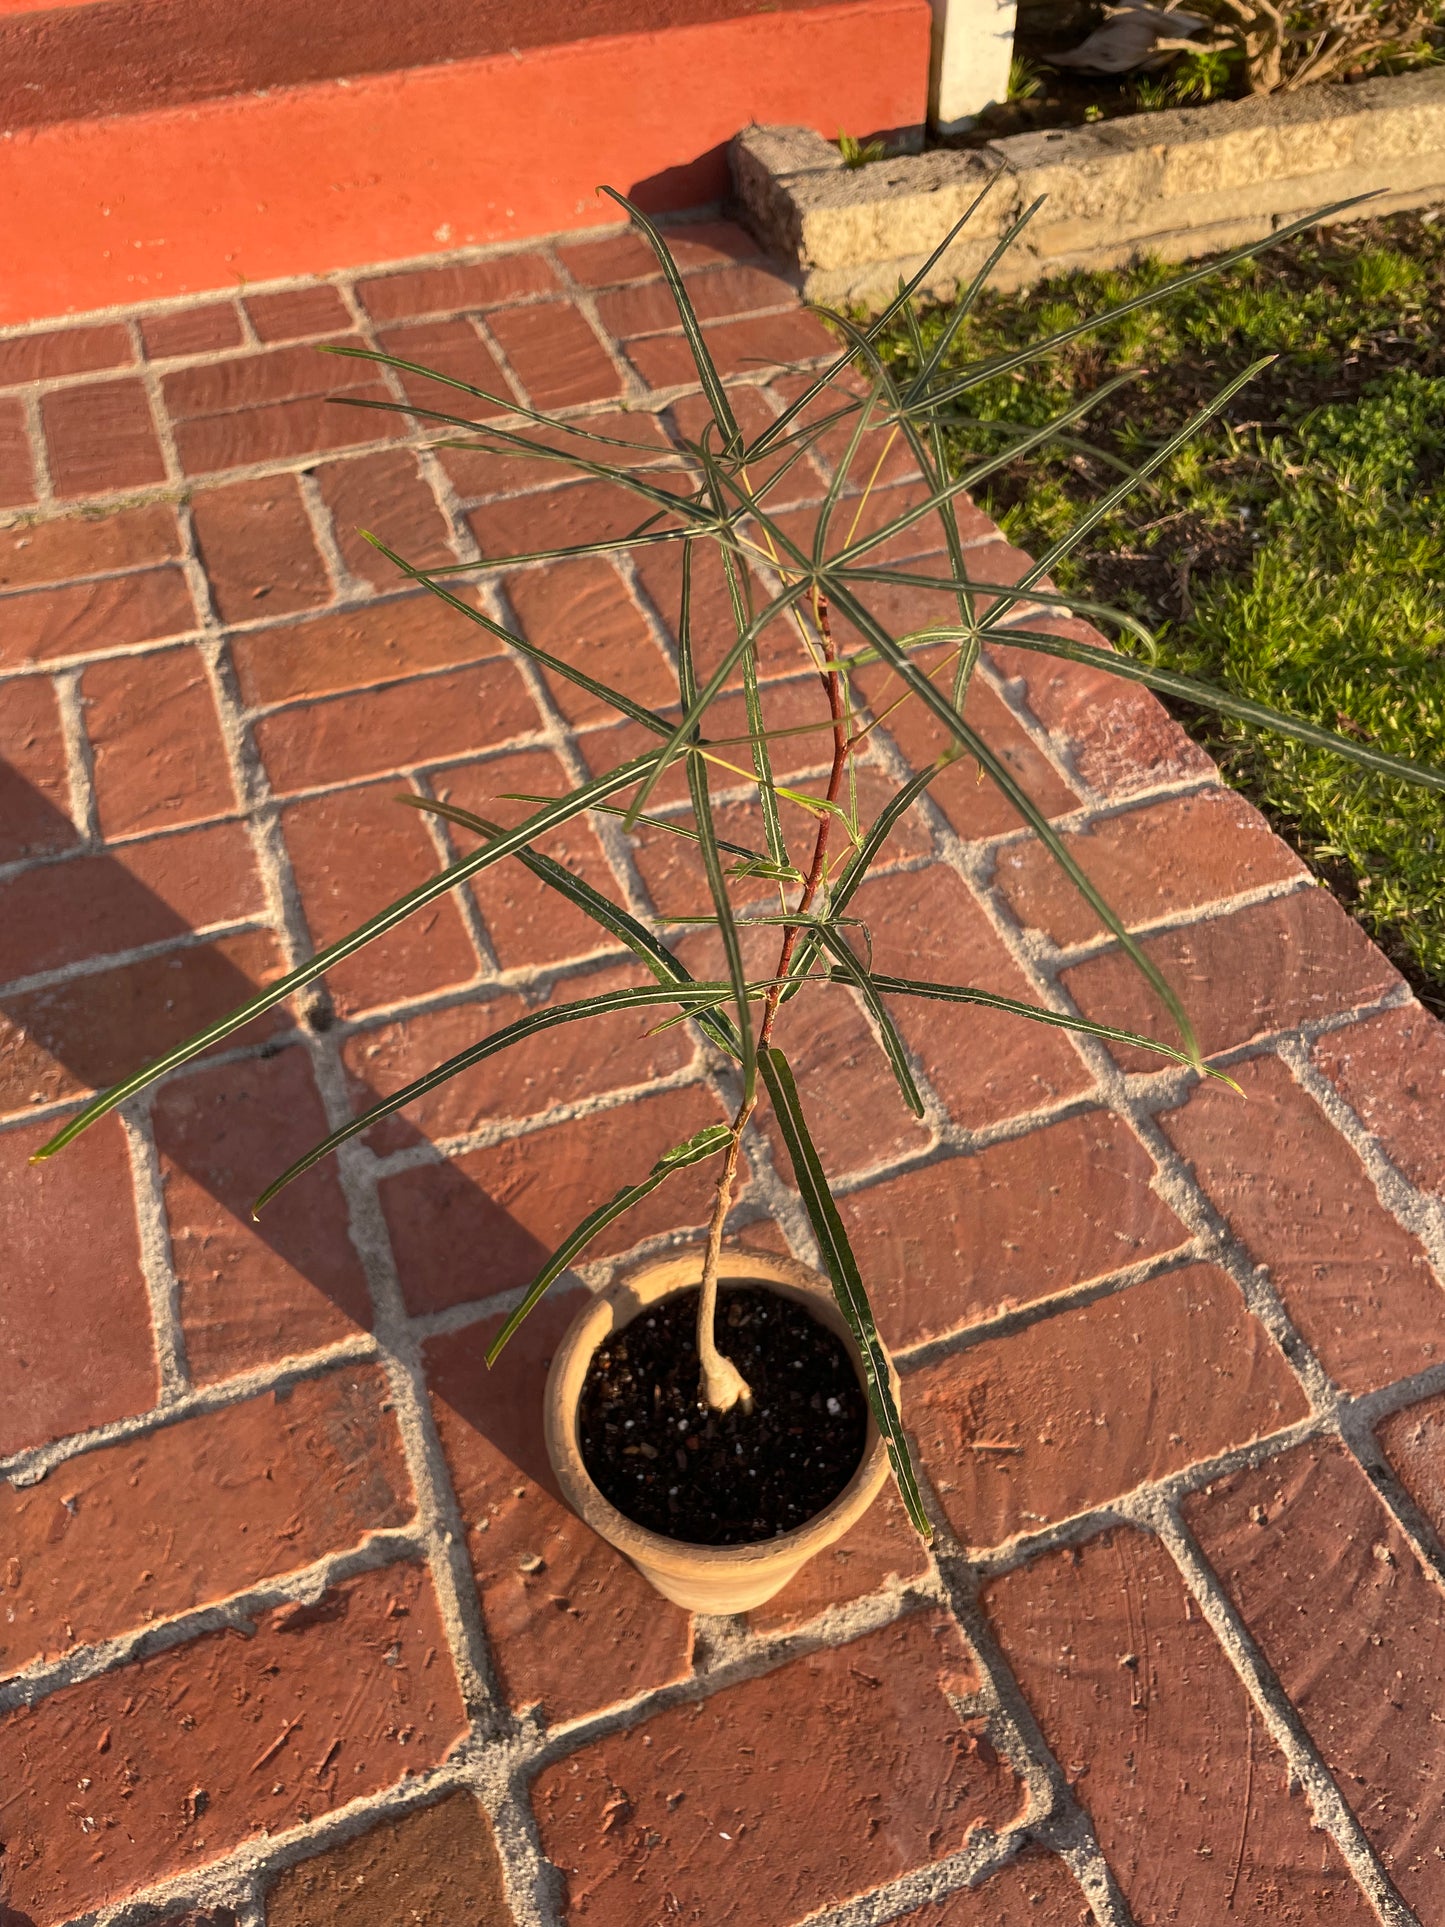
top-left (34, 192), bottom-right (1444, 1611)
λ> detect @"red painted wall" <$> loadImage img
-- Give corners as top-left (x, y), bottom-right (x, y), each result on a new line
top-left (0, 0), bottom-right (930, 327)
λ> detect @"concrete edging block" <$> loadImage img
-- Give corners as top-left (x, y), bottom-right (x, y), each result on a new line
top-left (732, 66), bottom-right (1445, 307)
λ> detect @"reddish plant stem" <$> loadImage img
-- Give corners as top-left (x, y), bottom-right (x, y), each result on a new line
top-left (695, 592), bottom-right (852, 1411)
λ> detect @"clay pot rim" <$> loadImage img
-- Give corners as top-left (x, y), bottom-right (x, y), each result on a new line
top-left (543, 1246), bottom-right (892, 1585)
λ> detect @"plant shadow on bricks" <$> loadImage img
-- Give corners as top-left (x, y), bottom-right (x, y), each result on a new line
top-left (1, 770), bottom-right (583, 1466)
top-left (2, 768), bottom-right (679, 1743)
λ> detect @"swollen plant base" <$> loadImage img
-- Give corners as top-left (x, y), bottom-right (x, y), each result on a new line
top-left (545, 1250), bottom-right (896, 1612)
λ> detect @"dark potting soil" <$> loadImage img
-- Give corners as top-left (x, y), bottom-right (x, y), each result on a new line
top-left (577, 1284), bottom-right (868, 1547)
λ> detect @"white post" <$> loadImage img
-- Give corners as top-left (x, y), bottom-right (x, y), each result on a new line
top-left (928, 0), bottom-right (1018, 133)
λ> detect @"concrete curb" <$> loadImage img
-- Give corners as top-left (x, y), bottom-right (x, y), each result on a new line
top-left (732, 66), bottom-right (1445, 309)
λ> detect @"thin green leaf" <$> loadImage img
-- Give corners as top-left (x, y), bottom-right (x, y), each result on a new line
top-left (936, 412), bottom-right (1140, 480)
top-left (825, 576), bottom-right (1201, 1060)
top-left (688, 428), bottom-right (790, 877)
top-left (753, 171), bottom-right (1003, 461)
top-left (921, 193), bottom-right (1374, 415)
top-left (403, 795), bottom-right (744, 1058)
top-left (366, 539), bottom-right (675, 731)
top-left (812, 371), bottom-right (889, 565)
top-left (905, 195), bottom-right (1047, 400)
top-left (829, 368), bottom-right (1142, 573)
top-left (655, 911), bottom-right (864, 928)
top-left (33, 754), bottom-right (667, 1160)
top-left (485, 1125), bottom-right (734, 1365)
top-left (772, 786), bottom-right (862, 843)
top-left (321, 342), bottom-right (670, 450)
top-left (326, 385), bottom-right (704, 524)
top-left (759, 1046), bottom-right (931, 1540)
top-left (782, 754), bottom-right (956, 998)
top-left (599, 191), bottom-right (742, 453)
top-left (675, 543), bottom-right (757, 1098)
top-left (838, 563), bottom-right (1161, 656)
top-left (415, 523), bottom-right (704, 574)
top-left (500, 793), bottom-right (765, 863)
top-left (814, 930), bottom-right (925, 1117)
top-left (621, 573), bottom-right (810, 829)
top-left (857, 972), bottom-right (1239, 1083)
top-left (727, 855), bottom-right (805, 884)
top-left (983, 626), bottom-right (1445, 795)
top-left (814, 306), bottom-right (998, 724)
top-left (741, 634), bottom-right (789, 874)
top-left (987, 360), bottom-right (1272, 628)
top-left (726, 544), bottom-right (789, 875)
top-left (253, 983), bottom-right (751, 1214)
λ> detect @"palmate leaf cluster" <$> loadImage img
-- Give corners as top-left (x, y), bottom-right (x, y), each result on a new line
top-left (34, 189), bottom-right (1445, 1540)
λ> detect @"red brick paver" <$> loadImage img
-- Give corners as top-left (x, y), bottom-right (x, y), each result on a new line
top-left (1, 221), bottom-right (1441, 1926)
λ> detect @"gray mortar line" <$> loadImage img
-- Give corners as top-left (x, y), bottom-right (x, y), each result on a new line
top-left (232, 296), bottom-right (262, 351)
top-left (972, 641), bottom-right (1094, 798)
top-left (163, 376), bottom-right (520, 1772)
top-left (51, 665), bottom-right (101, 847)
top-left (366, 1056), bottom-right (730, 1173)
top-left (308, 944), bottom-right (658, 1043)
top-left (0, 623), bottom-right (208, 690)
top-left (0, 1334), bottom-right (379, 1488)
top-left (0, 793), bottom-right (257, 872)
top-left (293, 464), bottom-right (367, 603)
top-left (1111, 1092), bottom-right (1344, 1409)
top-left (467, 308), bottom-right (540, 420)
top-left (963, 1434), bottom-right (1409, 1921)
top-left (1152, 1499), bottom-right (1418, 1926)
top-left (1333, 1408), bottom-right (1445, 1602)
top-left (237, 672), bottom-right (556, 748)
top-left (119, 1097), bottom-right (190, 1399)
top-left (68, 1761), bottom-right (496, 1927)
top-left (0, 1013), bottom-right (304, 1139)
top-left (405, 767), bottom-right (504, 977)
top-left (977, 766), bottom-right (1226, 843)
top-left (19, 385), bottom-right (54, 508)
top-left (892, 1241), bottom-right (1206, 1377)
top-left (978, 631), bottom-right (1149, 817)
top-left (1009, 868), bottom-right (1321, 969)
top-left (799, 1831), bottom-right (1041, 1927)
top-left (0, 336), bottom-right (799, 549)
top-left (0, 797), bottom-right (256, 885)
top-left (881, 1465), bottom-right (1134, 1927)
top-left (545, 239), bottom-right (651, 408)
top-left (0, 1525), bottom-right (425, 1715)
top-left (1281, 1036), bottom-right (1445, 1271)
top-left (511, 1590), bottom-right (939, 1775)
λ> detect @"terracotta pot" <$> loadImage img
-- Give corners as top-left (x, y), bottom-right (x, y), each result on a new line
top-left (544, 1246), bottom-right (895, 1613)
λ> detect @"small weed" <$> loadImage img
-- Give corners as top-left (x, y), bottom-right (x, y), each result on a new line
top-left (837, 130), bottom-right (887, 169)
top-left (1007, 54), bottom-right (1045, 102)
top-left (1133, 73), bottom-right (1173, 109)
top-left (1134, 45), bottom-right (1238, 109)
top-left (1169, 47), bottom-right (1236, 101)
top-left (1349, 245), bottom-right (1427, 305)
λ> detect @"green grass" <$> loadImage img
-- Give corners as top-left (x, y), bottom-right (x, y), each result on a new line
top-left (876, 213), bottom-right (1445, 997)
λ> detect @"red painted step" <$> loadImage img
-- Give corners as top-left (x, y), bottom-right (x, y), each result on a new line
top-left (0, 0), bottom-right (929, 326)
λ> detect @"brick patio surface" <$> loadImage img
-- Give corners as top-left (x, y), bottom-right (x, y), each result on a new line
top-left (4, 219), bottom-right (1445, 1927)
